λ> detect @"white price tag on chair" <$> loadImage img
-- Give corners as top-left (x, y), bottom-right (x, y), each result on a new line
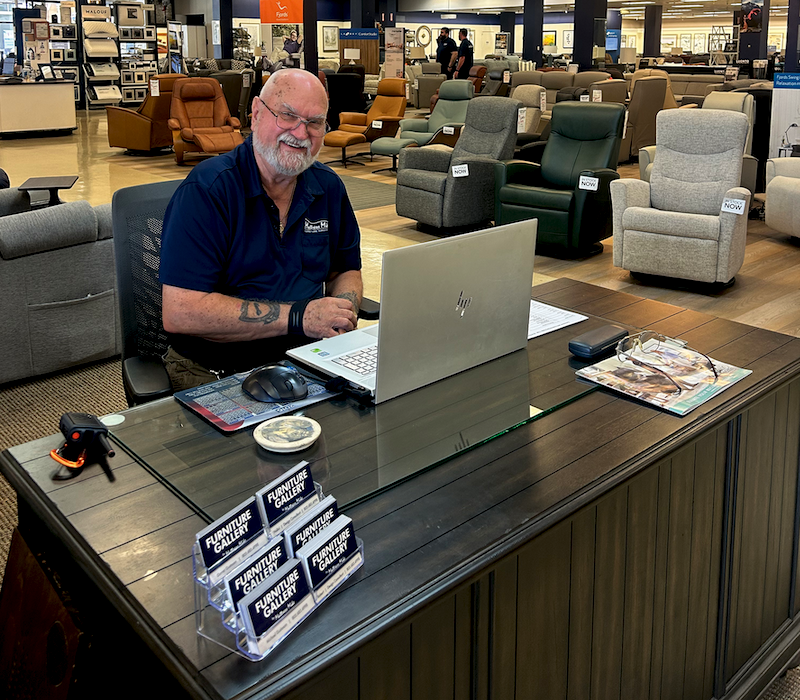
top-left (452, 164), bottom-right (469, 178)
top-left (443, 126), bottom-right (455, 135)
top-left (721, 197), bottom-right (747, 215)
top-left (592, 89), bottom-right (602, 102)
top-left (578, 175), bottom-right (599, 191)
top-left (503, 70), bottom-right (510, 84)
top-left (371, 120), bottom-right (383, 129)
top-left (150, 78), bottom-right (159, 96)
top-left (622, 109), bottom-right (629, 139)
top-left (517, 107), bottom-right (527, 133)
top-left (243, 73), bottom-right (251, 87)
top-left (580, 94), bottom-right (589, 102)
top-left (414, 79), bottom-right (419, 90)
top-left (540, 92), bottom-right (547, 111)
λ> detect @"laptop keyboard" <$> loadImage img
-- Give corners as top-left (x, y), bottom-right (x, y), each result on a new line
top-left (331, 345), bottom-right (377, 375)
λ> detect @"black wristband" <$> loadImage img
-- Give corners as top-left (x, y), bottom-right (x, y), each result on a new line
top-left (288, 299), bottom-right (311, 336)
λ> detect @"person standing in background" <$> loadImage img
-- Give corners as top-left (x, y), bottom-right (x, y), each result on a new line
top-left (455, 28), bottom-right (474, 80)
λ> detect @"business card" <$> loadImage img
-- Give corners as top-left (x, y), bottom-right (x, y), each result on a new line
top-left (296, 515), bottom-right (362, 603)
top-left (223, 537), bottom-right (289, 614)
top-left (239, 558), bottom-right (315, 656)
top-left (195, 496), bottom-right (268, 585)
top-left (256, 461), bottom-right (320, 537)
top-left (282, 495), bottom-right (339, 557)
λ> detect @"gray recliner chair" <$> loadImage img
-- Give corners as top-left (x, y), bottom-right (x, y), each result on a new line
top-left (611, 109), bottom-right (751, 285)
top-left (396, 96), bottom-right (522, 230)
top-left (639, 91), bottom-right (757, 195)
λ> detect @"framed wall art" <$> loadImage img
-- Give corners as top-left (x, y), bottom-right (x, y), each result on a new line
top-left (543, 31), bottom-right (557, 48)
top-left (680, 33), bottom-right (691, 51)
top-left (322, 26), bottom-right (338, 52)
top-left (693, 33), bottom-right (706, 53)
top-left (563, 30), bottom-right (574, 49)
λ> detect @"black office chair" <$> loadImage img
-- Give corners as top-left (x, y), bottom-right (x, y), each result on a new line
top-left (112, 180), bottom-right (182, 406)
top-left (113, 180), bottom-right (379, 406)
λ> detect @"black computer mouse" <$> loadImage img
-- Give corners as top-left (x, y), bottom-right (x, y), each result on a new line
top-left (242, 365), bottom-right (308, 403)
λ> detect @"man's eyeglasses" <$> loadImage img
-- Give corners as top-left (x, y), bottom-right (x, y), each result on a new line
top-left (258, 98), bottom-right (329, 135)
top-left (616, 331), bottom-right (719, 396)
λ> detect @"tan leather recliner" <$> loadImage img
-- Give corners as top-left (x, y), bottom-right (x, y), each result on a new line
top-left (106, 74), bottom-right (187, 152)
top-left (167, 77), bottom-right (243, 164)
top-left (629, 68), bottom-right (678, 109)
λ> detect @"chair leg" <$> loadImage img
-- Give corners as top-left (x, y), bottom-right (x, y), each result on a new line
top-left (372, 154), bottom-right (398, 174)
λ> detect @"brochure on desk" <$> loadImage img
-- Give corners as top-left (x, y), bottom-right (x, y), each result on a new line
top-left (575, 339), bottom-right (751, 416)
top-left (174, 363), bottom-right (336, 432)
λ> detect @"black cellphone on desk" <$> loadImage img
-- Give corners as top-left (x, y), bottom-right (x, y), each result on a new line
top-left (569, 325), bottom-right (629, 360)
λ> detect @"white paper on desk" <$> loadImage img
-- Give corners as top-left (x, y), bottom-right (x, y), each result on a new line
top-left (528, 300), bottom-right (587, 339)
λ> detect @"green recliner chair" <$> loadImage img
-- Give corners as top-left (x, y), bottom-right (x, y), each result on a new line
top-left (395, 79), bottom-right (474, 146)
top-left (494, 101), bottom-right (625, 258)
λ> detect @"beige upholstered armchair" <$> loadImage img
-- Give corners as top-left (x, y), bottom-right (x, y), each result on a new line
top-left (765, 158), bottom-right (800, 239)
top-left (611, 109), bottom-right (750, 285)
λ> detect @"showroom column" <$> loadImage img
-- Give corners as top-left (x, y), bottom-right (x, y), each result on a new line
top-left (500, 12), bottom-right (515, 54)
top-left (351, 0), bottom-right (377, 29)
top-left (212, 0), bottom-right (233, 60)
top-left (788, 0), bottom-right (800, 71)
top-left (739, 0), bottom-right (769, 59)
top-left (381, 0), bottom-right (397, 27)
top-left (522, 0), bottom-right (543, 68)
top-left (643, 4), bottom-right (662, 58)
top-left (303, 0), bottom-right (318, 74)
top-left (574, 0), bottom-right (608, 70)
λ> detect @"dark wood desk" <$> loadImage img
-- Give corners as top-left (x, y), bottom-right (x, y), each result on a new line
top-left (3, 280), bottom-right (800, 700)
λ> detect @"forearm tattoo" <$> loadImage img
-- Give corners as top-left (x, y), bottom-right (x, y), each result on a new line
top-left (239, 300), bottom-right (280, 325)
top-left (335, 291), bottom-right (359, 311)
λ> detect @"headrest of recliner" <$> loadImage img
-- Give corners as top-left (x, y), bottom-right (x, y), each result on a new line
top-left (550, 101), bottom-right (626, 141)
top-left (377, 77), bottom-right (407, 97)
top-left (469, 66), bottom-right (487, 78)
top-left (176, 79), bottom-right (220, 101)
top-left (488, 69), bottom-right (504, 80)
top-left (438, 80), bottom-right (474, 100)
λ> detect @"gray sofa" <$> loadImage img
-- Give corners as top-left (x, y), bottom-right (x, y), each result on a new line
top-left (0, 190), bottom-right (120, 385)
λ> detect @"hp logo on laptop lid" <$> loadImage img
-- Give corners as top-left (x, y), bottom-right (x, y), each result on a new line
top-left (455, 291), bottom-right (472, 317)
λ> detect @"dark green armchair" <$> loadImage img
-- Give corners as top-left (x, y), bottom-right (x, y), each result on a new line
top-left (494, 101), bottom-right (625, 258)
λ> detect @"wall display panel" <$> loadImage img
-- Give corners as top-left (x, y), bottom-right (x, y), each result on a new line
top-left (118, 4), bottom-right (144, 26)
top-left (51, 48), bottom-right (64, 62)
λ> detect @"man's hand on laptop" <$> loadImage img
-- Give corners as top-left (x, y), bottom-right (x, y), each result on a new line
top-left (304, 297), bottom-right (358, 338)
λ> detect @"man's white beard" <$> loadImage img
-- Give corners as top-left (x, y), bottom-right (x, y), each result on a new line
top-left (254, 129), bottom-right (315, 177)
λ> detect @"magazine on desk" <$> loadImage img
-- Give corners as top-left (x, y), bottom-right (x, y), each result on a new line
top-left (575, 338), bottom-right (752, 416)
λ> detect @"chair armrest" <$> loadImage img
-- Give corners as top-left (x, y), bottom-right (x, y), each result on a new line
top-left (227, 116), bottom-right (241, 128)
top-left (571, 168), bottom-right (620, 246)
top-left (495, 159), bottom-right (543, 189)
top-left (398, 145), bottom-right (453, 172)
top-left (339, 112), bottom-right (368, 127)
top-left (122, 357), bottom-right (173, 406)
top-left (639, 146), bottom-right (657, 181)
top-left (741, 155), bottom-right (757, 194)
top-left (400, 118), bottom-right (429, 132)
top-left (167, 118), bottom-right (181, 130)
top-left (358, 296), bottom-right (380, 320)
top-left (717, 186), bottom-right (751, 284)
top-left (426, 123), bottom-right (464, 147)
top-left (364, 117), bottom-right (402, 140)
top-left (766, 157), bottom-right (800, 185)
top-left (517, 141), bottom-right (547, 164)
top-left (610, 178), bottom-right (651, 267)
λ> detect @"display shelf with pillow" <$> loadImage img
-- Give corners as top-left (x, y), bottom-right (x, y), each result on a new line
top-left (48, 5), bottom-right (81, 104)
top-left (80, 0), bottom-right (121, 108)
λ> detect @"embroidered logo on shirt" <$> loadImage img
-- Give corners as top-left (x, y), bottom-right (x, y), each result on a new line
top-left (304, 219), bottom-right (329, 233)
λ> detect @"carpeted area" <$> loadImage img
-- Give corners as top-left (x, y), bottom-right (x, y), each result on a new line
top-left (339, 172), bottom-right (397, 210)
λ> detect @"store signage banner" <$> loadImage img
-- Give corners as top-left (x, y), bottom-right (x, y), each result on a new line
top-left (339, 28), bottom-right (379, 41)
top-left (740, 1), bottom-right (763, 33)
top-left (385, 26), bottom-right (404, 79)
top-left (260, 0), bottom-right (302, 24)
top-left (769, 74), bottom-right (800, 158)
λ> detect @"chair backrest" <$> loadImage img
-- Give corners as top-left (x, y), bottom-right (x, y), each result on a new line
top-left (138, 73), bottom-right (186, 121)
top-left (627, 77), bottom-right (666, 152)
top-left (702, 91), bottom-right (755, 154)
top-left (541, 102), bottom-right (625, 188)
top-left (338, 63), bottom-right (366, 90)
top-left (510, 70), bottom-right (543, 94)
top-left (467, 65), bottom-right (487, 93)
top-left (453, 96), bottom-right (521, 163)
top-left (428, 79), bottom-right (473, 132)
top-left (170, 77), bottom-right (233, 129)
top-left (366, 78), bottom-right (407, 121)
top-left (589, 78), bottom-right (628, 104)
top-left (421, 62), bottom-right (442, 74)
top-left (326, 72), bottom-right (365, 130)
top-left (481, 69), bottom-right (508, 96)
top-left (650, 109), bottom-right (749, 216)
top-left (573, 71), bottom-right (611, 88)
top-left (540, 70), bottom-right (575, 110)
top-left (511, 84), bottom-right (544, 134)
top-left (112, 180), bottom-right (182, 362)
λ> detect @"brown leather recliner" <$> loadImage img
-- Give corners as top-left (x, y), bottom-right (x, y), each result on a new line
top-left (167, 77), bottom-right (243, 164)
top-left (106, 74), bottom-right (187, 152)
top-left (323, 77), bottom-right (407, 167)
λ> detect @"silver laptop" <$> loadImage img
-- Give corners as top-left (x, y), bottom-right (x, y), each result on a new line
top-left (287, 220), bottom-right (537, 404)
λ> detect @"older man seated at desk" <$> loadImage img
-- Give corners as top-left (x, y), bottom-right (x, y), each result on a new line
top-left (159, 69), bottom-right (363, 391)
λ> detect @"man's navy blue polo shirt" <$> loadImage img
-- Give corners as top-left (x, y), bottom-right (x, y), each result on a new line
top-left (160, 136), bottom-right (361, 373)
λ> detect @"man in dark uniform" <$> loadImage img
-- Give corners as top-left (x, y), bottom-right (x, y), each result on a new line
top-left (435, 27), bottom-right (457, 78)
top-left (455, 28), bottom-right (474, 80)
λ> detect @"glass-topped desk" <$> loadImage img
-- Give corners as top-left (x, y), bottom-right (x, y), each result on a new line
top-left (110, 336), bottom-right (600, 522)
